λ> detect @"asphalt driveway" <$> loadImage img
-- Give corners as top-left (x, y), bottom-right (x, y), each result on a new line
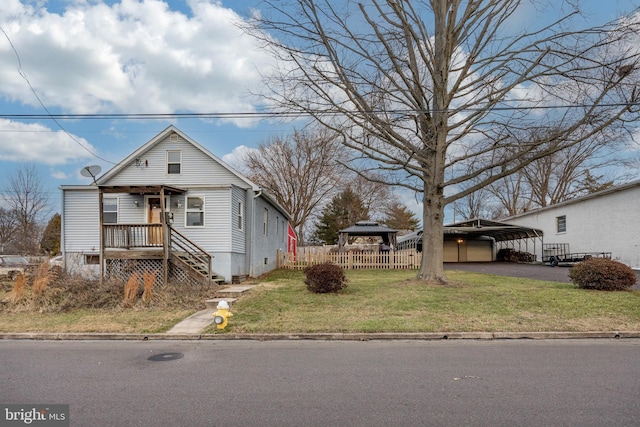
top-left (444, 262), bottom-right (640, 290)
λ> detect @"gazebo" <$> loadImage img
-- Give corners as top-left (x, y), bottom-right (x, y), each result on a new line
top-left (337, 221), bottom-right (398, 252)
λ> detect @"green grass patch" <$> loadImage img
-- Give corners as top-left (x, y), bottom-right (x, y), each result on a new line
top-left (204, 269), bottom-right (640, 334)
top-left (2, 268), bottom-right (639, 334)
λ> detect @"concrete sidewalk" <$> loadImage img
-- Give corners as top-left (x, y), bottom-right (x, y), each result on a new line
top-left (165, 286), bottom-right (249, 334)
top-left (165, 309), bottom-right (216, 334)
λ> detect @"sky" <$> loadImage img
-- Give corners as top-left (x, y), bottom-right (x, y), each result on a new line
top-left (0, 0), bottom-right (638, 223)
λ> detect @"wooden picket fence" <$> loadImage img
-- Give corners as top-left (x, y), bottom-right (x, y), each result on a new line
top-left (276, 248), bottom-right (422, 270)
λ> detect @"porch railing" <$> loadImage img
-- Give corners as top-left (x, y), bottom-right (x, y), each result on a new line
top-left (169, 225), bottom-right (212, 282)
top-left (103, 224), bottom-right (163, 249)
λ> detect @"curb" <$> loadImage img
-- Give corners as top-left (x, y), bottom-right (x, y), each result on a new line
top-left (1, 331), bottom-right (639, 341)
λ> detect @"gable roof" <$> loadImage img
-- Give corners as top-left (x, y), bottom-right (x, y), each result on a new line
top-left (95, 125), bottom-right (259, 191)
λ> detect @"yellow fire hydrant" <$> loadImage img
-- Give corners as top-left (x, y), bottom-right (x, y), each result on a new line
top-left (213, 300), bottom-right (233, 330)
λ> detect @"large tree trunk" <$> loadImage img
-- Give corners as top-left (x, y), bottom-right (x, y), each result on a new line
top-left (418, 0), bottom-right (448, 284)
top-left (419, 185), bottom-right (446, 283)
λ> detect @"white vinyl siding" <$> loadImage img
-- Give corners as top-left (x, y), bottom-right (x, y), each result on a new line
top-left (172, 189), bottom-right (232, 253)
top-left (103, 135), bottom-right (249, 188)
top-left (62, 188), bottom-right (100, 253)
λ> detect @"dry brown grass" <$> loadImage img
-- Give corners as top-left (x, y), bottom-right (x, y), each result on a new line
top-left (32, 263), bottom-right (52, 298)
top-left (10, 273), bottom-right (27, 303)
top-left (124, 273), bottom-right (141, 305)
top-left (142, 271), bottom-right (156, 303)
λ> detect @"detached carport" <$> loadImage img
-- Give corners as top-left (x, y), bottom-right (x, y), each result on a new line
top-left (397, 219), bottom-right (543, 262)
top-left (445, 219), bottom-right (543, 262)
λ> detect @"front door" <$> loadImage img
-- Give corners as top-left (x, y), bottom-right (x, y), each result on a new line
top-left (146, 197), bottom-right (168, 245)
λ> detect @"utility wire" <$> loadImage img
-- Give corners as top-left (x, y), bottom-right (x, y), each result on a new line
top-left (0, 101), bottom-right (637, 121)
top-left (0, 25), bottom-right (116, 165)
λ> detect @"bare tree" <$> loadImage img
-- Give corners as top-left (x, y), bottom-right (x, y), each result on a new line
top-left (0, 207), bottom-right (17, 253)
top-left (487, 171), bottom-right (533, 218)
top-left (241, 126), bottom-right (347, 244)
top-left (349, 172), bottom-right (393, 221)
top-left (487, 134), bottom-right (632, 215)
top-left (246, 0), bottom-right (640, 282)
top-left (522, 144), bottom-right (621, 207)
top-left (3, 164), bottom-right (50, 254)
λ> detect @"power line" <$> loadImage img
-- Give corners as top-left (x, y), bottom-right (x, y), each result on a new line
top-left (0, 100), bottom-right (637, 121)
top-left (0, 26), bottom-right (117, 165)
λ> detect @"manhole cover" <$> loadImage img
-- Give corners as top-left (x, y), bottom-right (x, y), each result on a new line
top-left (148, 352), bottom-right (184, 362)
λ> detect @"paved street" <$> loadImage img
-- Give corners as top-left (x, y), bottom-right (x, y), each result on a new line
top-left (2, 339), bottom-right (640, 426)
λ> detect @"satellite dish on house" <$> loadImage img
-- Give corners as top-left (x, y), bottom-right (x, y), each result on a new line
top-left (80, 165), bottom-right (102, 184)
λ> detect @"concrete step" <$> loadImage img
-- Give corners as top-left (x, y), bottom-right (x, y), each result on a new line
top-left (215, 285), bottom-right (252, 298)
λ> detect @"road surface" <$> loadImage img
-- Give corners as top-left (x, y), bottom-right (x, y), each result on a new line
top-left (2, 339), bottom-right (639, 426)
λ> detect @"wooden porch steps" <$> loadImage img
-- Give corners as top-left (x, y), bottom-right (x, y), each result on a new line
top-left (172, 252), bottom-right (225, 284)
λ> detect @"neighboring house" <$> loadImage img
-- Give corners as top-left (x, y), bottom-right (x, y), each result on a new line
top-left (501, 179), bottom-right (640, 269)
top-left (60, 126), bottom-right (293, 284)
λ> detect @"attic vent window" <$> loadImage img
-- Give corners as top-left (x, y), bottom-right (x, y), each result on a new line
top-left (167, 150), bottom-right (181, 174)
top-left (169, 134), bottom-right (179, 142)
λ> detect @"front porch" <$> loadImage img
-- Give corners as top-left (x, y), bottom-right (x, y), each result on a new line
top-left (99, 184), bottom-right (222, 285)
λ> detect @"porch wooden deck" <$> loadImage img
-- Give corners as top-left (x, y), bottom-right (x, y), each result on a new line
top-left (102, 224), bottom-right (219, 285)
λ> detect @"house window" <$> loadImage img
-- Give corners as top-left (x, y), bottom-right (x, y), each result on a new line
top-left (167, 150), bottom-right (181, 174)
top-left (263, 208), bottom-right (268, 236)
top-left (238, 202), bottom-right (244, 230)
top-left (282, 220), bottom-right (286, 243)
top-left (103, 197), bottom-right (118, 224)
top-left (186, 196), bottom-right (205, 227)
top-left (556, 215), bottom-right (566, 233)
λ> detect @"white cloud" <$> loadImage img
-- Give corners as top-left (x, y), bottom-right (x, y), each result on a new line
top-left (222, 144), bottom-right (255, 171)
top-left (0, 119), bottom-right (97, 165)
top-left (50, 169), bottom-right (70, 179)
top-left (0, 0), bottom-right (274, 123)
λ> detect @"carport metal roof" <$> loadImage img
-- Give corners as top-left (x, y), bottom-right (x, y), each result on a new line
top-left (443, 219), bottom-right (543, 242)
top-left (396, 218), bottom-right (543, 247)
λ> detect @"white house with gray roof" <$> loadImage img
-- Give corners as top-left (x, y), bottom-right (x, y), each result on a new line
top-left (60, 126), bottom-right (293, 284)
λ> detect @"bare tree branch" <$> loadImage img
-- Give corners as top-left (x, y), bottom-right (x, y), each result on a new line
top-left (243, 0), bottom-right (640, 282)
